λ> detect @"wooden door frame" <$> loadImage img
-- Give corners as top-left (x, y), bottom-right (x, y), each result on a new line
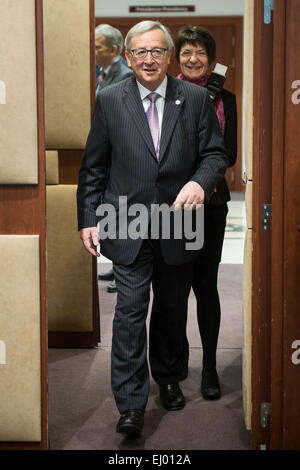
top-left (270, 0), bottom-right (286, 450)
top-left (251, 0), bottom-right (274, 450)
top-left (251, 0), bottom-right (292, 450)
top-left (96, 16), bottom-right (244, 192)
top-left (278, 0), bottom-right (300, 449)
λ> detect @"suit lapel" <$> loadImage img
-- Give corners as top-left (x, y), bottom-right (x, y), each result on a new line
top-left (159, 75), bottom-right (185, 163)
top-left (123, 77), bottom-right (157, 160)
top-left (103, 62), bottom-right (118, 87)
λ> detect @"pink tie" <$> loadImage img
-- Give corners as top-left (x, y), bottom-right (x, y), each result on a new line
top-left (146, 92), bottom-right (160, 159)
top-left (98, 71), bottom-right (105, 88)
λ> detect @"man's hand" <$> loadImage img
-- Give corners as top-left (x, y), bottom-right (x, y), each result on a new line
top-left (80, 227), bottom-right (100, 257)
top-left (173, 181), bottom-right (205, 210)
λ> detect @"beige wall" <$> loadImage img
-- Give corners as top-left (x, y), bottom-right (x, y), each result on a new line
top-left (46, 150), bottom-right (59, 185)
top-left (0, 236), bottom-right (41, 442)
top-left (95, 0), bottom-right (245, 17)
top-left (43, 0), bottom-right (91, 149)
top-left (46, 185), bottom-right (93, 332)
top-left (0, 0), bottom-right (38, 184)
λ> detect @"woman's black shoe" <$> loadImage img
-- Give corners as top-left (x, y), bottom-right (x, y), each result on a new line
top-left (201, 369), bottom-right (221, 400)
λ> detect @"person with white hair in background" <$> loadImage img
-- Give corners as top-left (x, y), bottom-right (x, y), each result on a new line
top-left (95, 24), bottom-right (132, 94)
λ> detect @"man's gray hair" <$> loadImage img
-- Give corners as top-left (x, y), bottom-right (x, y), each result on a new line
top-left (95, 24), bottom-right (124, 56)
top-left (124, 21), bottom-right (174, 52)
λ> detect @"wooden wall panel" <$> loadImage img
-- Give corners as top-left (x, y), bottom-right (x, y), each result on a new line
top-left (0, 0), bottom-right (38, 184)
top-left (0, 0), bottom-right (47, 450)
top-left (0, 236), bottom-right (41, 442)
top-left (47, 186), bottom-right (93, 332)
top-left (45, 1), bottom-right (99, 348)
top-left (43, 0), bottom-right (91, 149)
top-left (46, 151), bottom-right (59, 185)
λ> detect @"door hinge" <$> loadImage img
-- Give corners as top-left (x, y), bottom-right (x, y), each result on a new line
top-left (232, 35), bottom-right (236, 47)
top-left (232, 57), bottom-right (235, 69)
top-left (231, 171), bottom-right (235, 183)
top-left (262, 204), bottom-right (272, 230)
top-left (261, 402), bottom-right (271, 428)
top-left (264, 0), bottom-right (274, 24)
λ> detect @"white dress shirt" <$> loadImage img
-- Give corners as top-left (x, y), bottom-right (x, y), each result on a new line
top-left (136, 75), bottom-right (168, 137)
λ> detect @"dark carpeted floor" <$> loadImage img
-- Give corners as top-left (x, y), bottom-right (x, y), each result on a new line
top-left (48, 263), bottom-right (251, 450)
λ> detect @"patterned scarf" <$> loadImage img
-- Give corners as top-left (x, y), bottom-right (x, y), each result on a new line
top-left (177, 72), bottom-right (225, 135)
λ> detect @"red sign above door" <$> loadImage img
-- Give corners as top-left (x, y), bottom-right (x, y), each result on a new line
top-left (129, 5), bottom-right (195, 13)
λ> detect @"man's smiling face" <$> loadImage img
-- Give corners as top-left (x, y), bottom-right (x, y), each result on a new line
top-left (126, 28), bottom-right (171, 91)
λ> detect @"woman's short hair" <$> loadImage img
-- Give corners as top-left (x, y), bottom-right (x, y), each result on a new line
top-left (125, 20), bottom-right (174, 52)
top-left (174, 26), bottom-right (216, 65)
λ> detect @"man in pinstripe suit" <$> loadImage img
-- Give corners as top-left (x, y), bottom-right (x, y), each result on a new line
top-left (77, 20), bottom-right (228, 437)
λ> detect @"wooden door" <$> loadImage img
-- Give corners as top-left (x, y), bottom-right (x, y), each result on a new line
top-left (96, 16), bottom-right (243, 192)
top-left (277, 0), bottom-right (300, 449)
top-left (251, 0), bottom-right (274, 449)
top-left (252, 0), bottom-right (300, 450)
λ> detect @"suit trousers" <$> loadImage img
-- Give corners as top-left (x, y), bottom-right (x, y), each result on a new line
top-left (111, 239), bottom-right (194, 413)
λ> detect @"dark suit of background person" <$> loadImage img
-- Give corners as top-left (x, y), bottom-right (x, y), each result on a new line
top-left (95, 23), bottom-right (132, 95)
top-left (96, 58), bottom-right (133, 94)
top-left (96, 57), bottom-right (129, 85)
top-left (150, 25), bottom-right (237, 402)
top-left (77, 21), bottom-right (228, 437)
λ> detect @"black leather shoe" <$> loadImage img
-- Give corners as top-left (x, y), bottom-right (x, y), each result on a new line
top-left (159, 383), bottom-right (185, 411)
top-left (98, 268), bottom-right (114, 281)
top-left (116, 410), bottom-right (144, 436)
top-left (107, 278), bottom-right (117, 293)
top-left (201, 369), bottom-right (221, 400)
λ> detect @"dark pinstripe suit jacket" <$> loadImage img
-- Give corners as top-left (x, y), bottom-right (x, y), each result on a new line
top-left (77, 74), bottom-right (228, 265)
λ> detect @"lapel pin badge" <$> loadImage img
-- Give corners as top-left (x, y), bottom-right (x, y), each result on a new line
top-left (175, 99), bottom-right (181, 105)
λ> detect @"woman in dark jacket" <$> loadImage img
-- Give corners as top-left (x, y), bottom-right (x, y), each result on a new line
top-left (150, 25), bottom-right (237, 404)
